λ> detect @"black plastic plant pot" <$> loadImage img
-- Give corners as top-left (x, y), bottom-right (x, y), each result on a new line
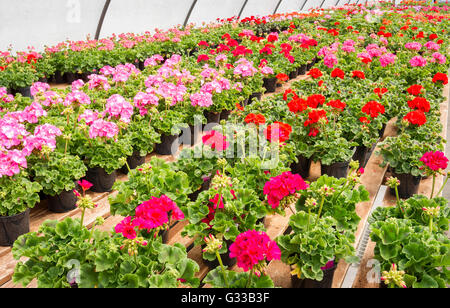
top-left (321, 161), bottom-right (350, 179)
top-left (65, 72), bottom-right (78, 83)
top-left (204, 110), bottom-right (221, 124)
top-left (14, 86), bottom-right (32, 98)
top-left (155, 133), bottom-right (179, 155)
top-left (249, 92), bottom-right (262, 102)
top-left (47, 189), bottom-right (78, 213)
top-left (220, 110), bottom-right (232, 121)
top-left (389, 172), bottom-right (421, 199)
top-left (263, 77), bottom-right (277, 93)
top-left (54, 70), bottom-right (66, 84)
top-left (80, 72), bottom-right (91, 82)
top-left (120, 151), bottom-right (146, 174)
top-left (352, 144), bottom-right (376, 169)
top-left (289, 70), bottom-right (298, 79)
top-left (38, 77), bottom-right (48, 83)
top-left (306, 61), bottom-right (314, 71)
top-left (241, 97), bottom-right (249, 107)
top-left (85, 167), bottom-right (117, 193)
top-left (290, 154), bottom-right (312, 179)
top-left (379, 123), bottom-right (387, 139)
top-left (297, 64), bottom-right (307, 75)
top-left (296, 263), bottom-right (337, 288)
top-left (0, 209), bottom-right (30, 247)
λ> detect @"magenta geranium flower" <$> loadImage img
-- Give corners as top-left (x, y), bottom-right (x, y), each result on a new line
top-left (202, 131), bottom-right (229, 151)
top-left (229, 230), bottom-right (281, 272)
top-left (420, 151), bottom-right (448, 171)
top-left (263, 171), bottom-right (309, 209)
top-left (77, 179), bottom-right (93, 192)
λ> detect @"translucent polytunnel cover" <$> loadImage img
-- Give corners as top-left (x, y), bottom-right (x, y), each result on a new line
top-left (0, 0), bottom-right (105, 52)
top-left (0, 0), bottom-right (371, 53)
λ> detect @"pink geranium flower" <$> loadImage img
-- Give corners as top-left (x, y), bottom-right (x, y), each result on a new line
top-left (263, 171), bottom-right (309, 209)
top-left (202, 131), bottom-right (229, 151)
top-left (420, 151), bottom-right (448, 171)
top-left (229, 230), bottom-right (281, 272)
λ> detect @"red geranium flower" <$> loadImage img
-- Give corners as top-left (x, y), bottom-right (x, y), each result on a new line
top-left (374, 87), bottom-right (388, 98)
top-left (307, 94), bottom-right (326, 109)
top-left (244, 113), bottom-right (266, 125)
top-left (307, 68), bottom-right (323, 79)
top-left (264, 122), bottom-right (292, 143)
top-left (352, 70), bottom-right (365, 79)
top-left (276, 73), bottom-right (289, 82)
top-left (283, 89), bottom-right (298, 101)
top-left (331, 68), bottom-right (345, 79)
top-left (403, 110), bottom-right (427, 126)
top-left (408, 97), bottom-right (430, 113)
top-left (304, 109), bottom-right (328, 127)
top-left (407, 84), bottom-right (424, 96)
top-left (326, 99), bottom-right (346, 111)
top-left (362, 101), bottom-right (385, 118)
top-left (432, 73), bottom-right (448, 85)
top-left (288, 97), bottom-right (308, 113)
top-left (359, 116), bottom-right (370, 124)
top-left (197, 54), bottom-right (210, 63)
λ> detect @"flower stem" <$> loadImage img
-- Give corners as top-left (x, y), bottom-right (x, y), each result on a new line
top-left (307, 208), bottom-right (311, 231)
top-left (246, 268), bottom-right (254, 288)
top-left (315, 196), bottom-right (325, 224)
top-left (215, 251), bottom-right (229, 288)
top-left (394, 186), bottom-right (403, 217)
top-left (80, 208), bottom-right (86, 229)
top-left (430, 174), bottom-right (436, 199)
top-left (435, 174), bottom-right (449, 197)
top-left (429, 217), bottom-right (433, 233)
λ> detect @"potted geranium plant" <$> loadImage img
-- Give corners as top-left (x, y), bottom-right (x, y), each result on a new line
top-left (109, 157), bottom-right (192, 217)
top-left (0, 172), bottom-right (42, 246)
top-left (182, 169), bottom-right (267, 268)
top-left (29, 150), bottom-right (87, 213)
top-left (276, 211), bottom-right (358, 288)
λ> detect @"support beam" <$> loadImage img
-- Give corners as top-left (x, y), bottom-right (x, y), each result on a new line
top-left (335, 0), bottom-right (341, 6)
top-left (319, 0), bottom-right (326, 8)
top-left (95, 0), bottom-right (111, 40)
top-left (299, 0), bottom-right (308, 11)
top-left (183, 0), bottom-right (198, 27)
top-left (238, 0), bottom-right (249, 19)
top-left (273, 0), bottom-right (283, 14)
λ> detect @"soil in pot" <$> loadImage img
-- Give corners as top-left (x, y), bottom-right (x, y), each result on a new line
top-left (155, 133), bottom-right (179, 155)
top-left (389, 172), bottom-right (421, 199)
top-left (0, 209), bottom-right (30, 247)
top-left (321, 161), bottom-right (350, 179)
top-left (289, 70), bottom-right (298, 79)
top-left (290, 154), bottom-right (312, 179)
top-left (263, 77), bottom-right (277, 93)
top-left (120, 151), bottom-right (146, 174)
top-left (47, 189), bottom-right (78, 213)
top-left (85, 167), bottom-right (117, 193)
